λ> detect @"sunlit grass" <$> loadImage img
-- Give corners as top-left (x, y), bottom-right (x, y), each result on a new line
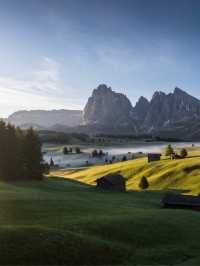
top-left (51, 147), bottom-right (200, 195)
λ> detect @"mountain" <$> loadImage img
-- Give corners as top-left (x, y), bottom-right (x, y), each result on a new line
top-left (8, 110), bottom-right (82, 128)
top-left (82, 84), bottom-right (138, 133)
top-left (142, 87), bottom-right (200, 132)
top-left (133, 96), bottom-right (150, 124)
top-left (82, 85), bottom-right (200, 139)
top-left (6, 84), bottom-right (200, 139)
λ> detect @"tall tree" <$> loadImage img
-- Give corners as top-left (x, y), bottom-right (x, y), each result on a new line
top-left (180, 148), bottom-right (188, 158)
top-left (165, 145), bottom-right (174, 157)
top-left (139, 176), bottom-right (149, 190)
top-left (23, 128), bottom-right (43, 180)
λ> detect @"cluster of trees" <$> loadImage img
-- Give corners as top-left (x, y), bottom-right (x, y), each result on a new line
top-left (39, 131), bottom-right (90, 144)
top-left (165, 145), bottom-right (188, 159)
top-left (0, 122), bottom-right (45, 181)
top-left (91, 149), bottom-right (105, 157)
top-left (63, 146), bottom-right (81, 154)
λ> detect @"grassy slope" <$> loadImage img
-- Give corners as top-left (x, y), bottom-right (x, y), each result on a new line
top-left (1, 146), bottom-right (200, 265)
top-left (53, 147), bottom-right (200, 195)
top-left (0, 178), bottom-right (200, 265)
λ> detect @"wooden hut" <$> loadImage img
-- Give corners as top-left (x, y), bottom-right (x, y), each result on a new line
top-left (161, 194), bottom-right (200, 211)
top-left (148, 153), bottom-right (162, 163)
top-left (95, 173), bottom-right (126, 192)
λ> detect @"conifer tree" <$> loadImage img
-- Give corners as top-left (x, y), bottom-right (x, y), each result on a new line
top-left (23, 128), bottom-right (43, 180)
top-left (165, 144), bottom-right (174, 157)
top-left (180, 148), bottom-right (188, 158)
top-left (139, 176), bottom-right (149, 190)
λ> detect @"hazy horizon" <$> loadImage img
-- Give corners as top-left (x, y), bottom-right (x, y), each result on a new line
top-left (1, 0), bottom-right (200, 117)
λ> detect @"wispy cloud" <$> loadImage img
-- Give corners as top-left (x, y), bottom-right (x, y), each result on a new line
top-left (0, 57), bottom-right (83, 117)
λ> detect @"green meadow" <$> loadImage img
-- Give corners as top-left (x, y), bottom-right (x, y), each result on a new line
top-left (1, 146), bottom-right (200, 265)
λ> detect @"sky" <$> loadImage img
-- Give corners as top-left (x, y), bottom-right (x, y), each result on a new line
top-left (1, 0), bottom-right (200, 117)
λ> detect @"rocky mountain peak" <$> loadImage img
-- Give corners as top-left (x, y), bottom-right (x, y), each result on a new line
top-left (174, 87), bottom-right (186, 95)
top-left (137, 96), bottom-right (149, 105)
top-left (83, 84), bottom-right (137, 132)
top-left (92, 84), bottom-right (112, 96)
top-left (152, 90), bottom-right (166, 99)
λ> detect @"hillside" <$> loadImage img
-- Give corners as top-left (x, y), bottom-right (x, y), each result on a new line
top-left (0, 176), bottom-right (200, 265)
top-left (51, 146), bottom-right (200, 195)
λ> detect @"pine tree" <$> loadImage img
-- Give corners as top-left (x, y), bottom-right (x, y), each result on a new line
top-left (50, 157), bottom-right (55, 167)
top-left (139, 176), bottom-right (149, 190)
top-left (0, 124), bottom-right (44, 181)
top-left (180, 148), bottom-right (188, 158)
top-left (165, 144), bottom-right (174, 157)
top-left (23, 128), bottom-right (44, 180)
top-left (75, 147), bottom-right (81, 154)
top-left (63, 147), bottom-right (68, 154)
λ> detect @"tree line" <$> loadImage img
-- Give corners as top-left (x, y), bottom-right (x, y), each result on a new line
top-left (0, 121), bottom-right (45, 181)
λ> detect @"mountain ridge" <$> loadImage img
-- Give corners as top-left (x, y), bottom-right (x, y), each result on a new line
top-left (6, 84), bottom-right (200, 139)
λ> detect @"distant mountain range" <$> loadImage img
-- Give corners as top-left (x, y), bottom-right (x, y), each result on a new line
top-left (6, 84), bottom-right (200, 139)
top-left (7, 110), bottom-right (82, 129)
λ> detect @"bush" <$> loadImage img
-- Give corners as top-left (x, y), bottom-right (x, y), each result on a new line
top-left (180, 148), bottom-right (188, 158)
top-left (139, 176), bottom-right (149, 190)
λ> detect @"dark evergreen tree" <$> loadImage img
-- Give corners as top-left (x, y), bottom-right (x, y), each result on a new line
top-left (98, 150), bottom-right (104, 157)
top-left (165, 144), bottom-right (174, 157)
top-left (139, 176), bottom-right (149, 190)
top-left (75, 147), bottom-right (81, 154)
top-left (92, 149), bottom-right (98, 157)
top-left (63, 147), bottom-right (68, 154)
top-left (22, 128), bottom-right (44, 180)
top-left (50, 157), bottom-right (55, 167)
top-left (0, 123), bottom-right (45, 181)
top-left (122, 155), bottom-right (127, 162)
top-left (180, 148), bottom-right (188, 158)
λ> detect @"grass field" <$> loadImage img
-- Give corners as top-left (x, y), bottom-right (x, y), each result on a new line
top-left (1, 146), bottom-right (200, 265)
top-left (51, 146), bottom-right (200, 195)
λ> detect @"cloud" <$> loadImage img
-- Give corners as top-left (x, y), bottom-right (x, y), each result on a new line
top-left (0, 57), bottom-right (83, 117)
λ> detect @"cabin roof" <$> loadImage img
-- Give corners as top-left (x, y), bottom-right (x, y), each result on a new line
top-left (162, 194), bottom-right (200, 207)
top-left (96, 174), bottom-right (125, 185)
top-left (148, 153), bottom-right (162, 156)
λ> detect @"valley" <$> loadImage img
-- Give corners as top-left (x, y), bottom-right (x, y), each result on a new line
top-left (1, 145), bottom-right (200, 265)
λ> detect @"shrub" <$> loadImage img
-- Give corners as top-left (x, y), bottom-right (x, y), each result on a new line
top-left (139, 176), bottom-right (149, 190)
top-left (180, 148), bottom-right (188, 158)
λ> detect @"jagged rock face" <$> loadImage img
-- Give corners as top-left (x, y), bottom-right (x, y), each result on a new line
top-left (143, 87), bottom-right (200, 132)
top-left (83, 84), bottom-right (136, 130)
top-left (83, 85), bottom-right (200, 138)
top-left (133, 96), bottom-right (150, 122)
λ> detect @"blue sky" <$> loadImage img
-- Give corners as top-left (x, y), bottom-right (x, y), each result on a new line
top-left (1, 0), bottom-right (200, 117)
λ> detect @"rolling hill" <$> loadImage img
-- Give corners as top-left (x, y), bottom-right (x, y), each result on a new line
top-left (51, 146), bottom-right (200, 195)
top-left (0, 147), bottom-right (200, 264)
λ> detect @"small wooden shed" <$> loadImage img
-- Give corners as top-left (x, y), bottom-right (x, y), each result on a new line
top-left (95, 173), bottom-right (126, 192)
top-left (161, 194), bottom-right (200, 211)
top-left (148, 153), bottom-right (162, 163)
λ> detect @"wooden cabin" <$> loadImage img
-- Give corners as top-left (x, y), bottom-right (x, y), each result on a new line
top-left (161, 194), bottom-right (200, 211)
top-left (95, 174), bottom-right (126, 192)
top-left (148, 153), bottom-right (162, 163)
